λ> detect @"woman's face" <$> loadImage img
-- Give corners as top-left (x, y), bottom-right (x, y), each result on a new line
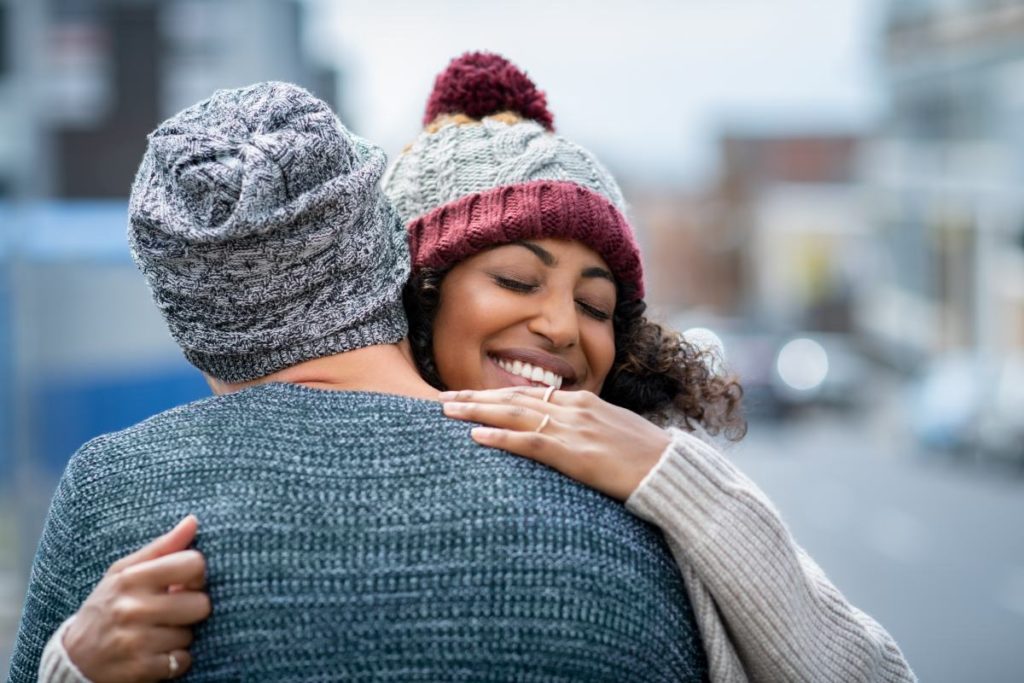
top-left (432, 239), bottom-right (617, 394)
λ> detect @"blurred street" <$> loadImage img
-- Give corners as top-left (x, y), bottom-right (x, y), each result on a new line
top-left (730, 387), bottom-right (1024, 683)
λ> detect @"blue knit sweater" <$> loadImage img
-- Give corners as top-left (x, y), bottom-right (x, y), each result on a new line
top-left (10, 383), bottom-right (707, 682)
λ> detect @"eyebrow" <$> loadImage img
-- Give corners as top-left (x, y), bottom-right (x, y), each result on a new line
top-left (514, 241), bottom-right (615, 283)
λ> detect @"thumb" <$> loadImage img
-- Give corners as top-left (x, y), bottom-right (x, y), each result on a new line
top-left (107, 515), bottom-right (198, 574)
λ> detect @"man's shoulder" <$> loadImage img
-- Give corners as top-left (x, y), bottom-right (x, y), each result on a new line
top-left (71, 389), bottom-right (228, 464)
top-left (69, 383), bottom-right (463, 470)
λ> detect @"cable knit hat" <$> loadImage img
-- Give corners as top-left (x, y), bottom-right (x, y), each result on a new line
top-left (129, 82), bottom-right (410, 382)
top-left (383, 52), bottom-right (644, 299)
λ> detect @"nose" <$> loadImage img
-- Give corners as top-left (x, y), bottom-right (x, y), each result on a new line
top-left (527, 290), bottom-right (579, 349)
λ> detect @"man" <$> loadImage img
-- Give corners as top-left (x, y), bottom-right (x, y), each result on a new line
top-left (8, 83), bottom-right (704, 682)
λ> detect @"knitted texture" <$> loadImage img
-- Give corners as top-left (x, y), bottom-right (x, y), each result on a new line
top-left (626, 428), bottom-right (917, 682)
top-left (129, 82), bottom-right (409, 382)
top-left (10, 384), bottom-right (707, 682)
top-left (408, 180), bottom-right (643, 297)
top-left (36, 620), bottom-right (88, 683)
top-left (383, 53), bottom-right (644, 299)
top-left (423, 52), bottom-right (554, 131)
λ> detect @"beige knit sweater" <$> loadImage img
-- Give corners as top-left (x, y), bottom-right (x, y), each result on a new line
top-left (38, 427), bottom-right (915, 682)
top-left (626, 428), bottom-right (915, 682)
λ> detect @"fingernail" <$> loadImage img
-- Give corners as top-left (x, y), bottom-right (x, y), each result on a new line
top-left (438, 391), bottom-right (457, 400)
top-left (471, 427), bottom-right (496, 439)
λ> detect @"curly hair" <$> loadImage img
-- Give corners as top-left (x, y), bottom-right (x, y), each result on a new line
top-left (404, 267), bottom-right (747, 441)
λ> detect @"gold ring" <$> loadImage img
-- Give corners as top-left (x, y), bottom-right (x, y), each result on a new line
top-left (535, 414), bottom-right (551, 433)
top-left (542, 385), bottom-right (556, 403)
top-left (168, 652), bottom-right (180, 676)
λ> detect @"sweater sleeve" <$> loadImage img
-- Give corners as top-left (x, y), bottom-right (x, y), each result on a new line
top-left (8, 448), bottom-right (97, 683)
top-left (36, 618), bottom-right (91, 683)
top-left (625, 428), bottom-right (917, 683)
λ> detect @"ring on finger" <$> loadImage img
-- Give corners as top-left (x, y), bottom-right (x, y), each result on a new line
top-left (535, 414), bottom-right (551, 433)
top-left (168, 652), bottom-right (180, 676)
top-left (542, 385), bottom-right (556, 403)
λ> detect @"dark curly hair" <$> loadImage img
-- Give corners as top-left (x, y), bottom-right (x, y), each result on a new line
top-left (404, 267), bottom-right (747, 441)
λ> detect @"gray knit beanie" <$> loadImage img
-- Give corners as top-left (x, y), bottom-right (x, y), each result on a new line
top-left (129, 81), bottom-right (409, 382)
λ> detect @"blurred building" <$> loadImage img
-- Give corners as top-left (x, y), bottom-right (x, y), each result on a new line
top-left (629, 133), bottom-right (871, 420)
top-left (860, 0), bottom-right (1024, 365)
top-left (630, 135), bottom-right (865, 325)
top-left (716, 133), bottom-right (867, 333)
top-left (628, 188), bottom-right (744, 316)
top-left (859, 0), bottom-right (1024, 457)
top-left (0, 0), bottom-right (340, 199)
top-left (0, 0), bottom-right (344, 565)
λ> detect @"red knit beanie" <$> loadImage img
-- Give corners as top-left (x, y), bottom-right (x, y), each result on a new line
top-left (400, 52), bottom-right (645, 300)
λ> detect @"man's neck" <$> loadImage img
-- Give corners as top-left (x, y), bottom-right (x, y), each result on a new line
top-left (206, 342), bottom-right (439, 401)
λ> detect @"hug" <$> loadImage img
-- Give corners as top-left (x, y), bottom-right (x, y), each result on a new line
top-left (9, 53), bottom-right (914, 683)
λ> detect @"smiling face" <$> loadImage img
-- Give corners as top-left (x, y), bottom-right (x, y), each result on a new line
top-left (431, 239), bottom-right (618, 394)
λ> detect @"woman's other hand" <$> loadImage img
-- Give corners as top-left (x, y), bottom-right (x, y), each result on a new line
top-left (441, 387), bottom-right (671, 501)
top-left (62, 515), bottom-right (211, 682)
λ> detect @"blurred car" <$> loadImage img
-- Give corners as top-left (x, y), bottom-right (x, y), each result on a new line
top-left (673, 314), bottom-right (872, 420)
top-left (769, 332), bottom-right (871, 409)
top-left (977, 354), bottom-right (1024, 465)
top-left (909, 352), bottom-right (995, 454)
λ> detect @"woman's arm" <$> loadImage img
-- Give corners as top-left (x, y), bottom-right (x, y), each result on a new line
top-left (627, 427), bottom-right (915, 683)
top-left (440, 387), bottom-right (916, 682)
top-left (38, 618), bottom-right (89, 683)
top-left (37, 516), bottom-right (209, 683)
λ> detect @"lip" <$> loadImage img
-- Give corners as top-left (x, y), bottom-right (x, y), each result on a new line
top-left (487, 348), bottom-right (580, 387)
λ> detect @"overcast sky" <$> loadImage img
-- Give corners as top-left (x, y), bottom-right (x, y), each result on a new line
top-left (306, 0), bottom-right (884, 188)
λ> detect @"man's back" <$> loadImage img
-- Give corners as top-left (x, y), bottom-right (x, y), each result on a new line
top-left (11, 384), bottom-right (706, 682)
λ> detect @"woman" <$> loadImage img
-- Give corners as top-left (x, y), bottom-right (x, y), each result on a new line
top-left (41, 54), bottom-right (915, 683)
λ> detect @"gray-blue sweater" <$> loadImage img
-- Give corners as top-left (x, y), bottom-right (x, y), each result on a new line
top-left (9, 383), bottom-right (707, 682)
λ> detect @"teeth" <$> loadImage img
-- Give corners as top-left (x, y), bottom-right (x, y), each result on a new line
top-left (493, 357), bottom-right (565, 388)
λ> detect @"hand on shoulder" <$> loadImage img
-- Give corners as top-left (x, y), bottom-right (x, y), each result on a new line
top-left (441, 386), bottom-right (671, 501)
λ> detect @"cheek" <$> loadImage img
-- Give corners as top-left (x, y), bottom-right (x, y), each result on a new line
top-left (581, 321), bottom-right (617, 392)
top-left (431, 296), bottom-right (475, 389)
top-left (431, 282), bottom-right (504, 390)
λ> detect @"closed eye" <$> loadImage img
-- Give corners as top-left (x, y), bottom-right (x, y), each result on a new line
top-left (576, 300), bottom-right (611, 321)
top-left (493, 275), bottom-right (538, 293)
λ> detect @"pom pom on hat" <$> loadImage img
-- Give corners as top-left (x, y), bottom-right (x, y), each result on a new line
top-left (423, 52), bottom-right (555, 131)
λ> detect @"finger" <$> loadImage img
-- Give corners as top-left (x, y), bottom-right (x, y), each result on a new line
top-left (470, 426), bottom-right (611, 496)
top-left (470, 427), bottom-right (566, 470)
top-left (440, 387), bottom-right (549, 404)
top-left (441, 388), bottom-right (568, 421)
top-left (107, 515), bottom-right (198, 574)
top-left (141, 648), bottom-right (192, 681)
top-left (128, 590), bottom-right (211, 626)
top-left (121, 550), bottom-right (206, 592)
top-left (443, 401), bottom-right (549, 432)
top-left (440, 387), bottom-right (587, 413)
top-left (146, 626), bottom-right (194, 653)
top-left (156, 590), bottom-right (211, 626)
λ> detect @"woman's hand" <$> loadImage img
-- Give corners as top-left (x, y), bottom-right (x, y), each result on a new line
top-left (62, 515), bottom-right (211, 683)
top-left (440, 387), bottom-right (672, 501)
